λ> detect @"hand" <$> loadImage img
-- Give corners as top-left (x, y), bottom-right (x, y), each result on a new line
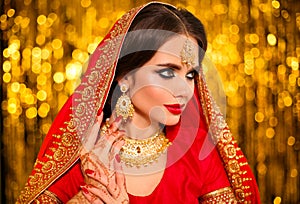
top-left (79, 113), bottom-right (129, 204)
top-left (80, 157), bottom-right (129, 204)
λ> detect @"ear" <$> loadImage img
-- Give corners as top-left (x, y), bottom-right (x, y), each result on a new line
top-left (117, 75), bottom-right (133, 87)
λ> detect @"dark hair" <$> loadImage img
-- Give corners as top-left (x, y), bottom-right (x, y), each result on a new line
top-left (103, 4), bottom-right (207, 118)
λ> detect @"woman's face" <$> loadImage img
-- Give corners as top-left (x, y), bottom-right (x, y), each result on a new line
top-left (122, 35), bottom-right (199, 128)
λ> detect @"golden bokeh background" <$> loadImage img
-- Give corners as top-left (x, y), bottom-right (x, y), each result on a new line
top-left (1, 0), bottom-right (299, 203)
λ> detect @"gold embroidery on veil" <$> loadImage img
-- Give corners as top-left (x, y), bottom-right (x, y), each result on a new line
top-left (17, 6), bottom-right (142, 203)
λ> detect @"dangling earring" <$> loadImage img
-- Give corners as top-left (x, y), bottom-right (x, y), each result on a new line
top-left (115, 84), bottom-right (134, 121)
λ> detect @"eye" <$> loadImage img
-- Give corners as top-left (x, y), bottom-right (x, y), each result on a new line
top-left (156, 68), bottom-right (175, 79)
top-left (186, 70), bottom-right (196, 80)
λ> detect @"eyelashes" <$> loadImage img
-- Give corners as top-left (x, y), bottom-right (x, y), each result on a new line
top-left (186, 70), bottom-right (196, 80)
top-left (156, 68), bottom-right (175, 79)
top-left (156, 68), bottom-right (196, 80)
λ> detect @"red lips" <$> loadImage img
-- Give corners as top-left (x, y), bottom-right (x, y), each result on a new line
top-left (163, 104), bottom-right (183, 115)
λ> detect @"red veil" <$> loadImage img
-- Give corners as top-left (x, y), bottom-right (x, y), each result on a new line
top-left (17, 2), bottom-right (260, 203)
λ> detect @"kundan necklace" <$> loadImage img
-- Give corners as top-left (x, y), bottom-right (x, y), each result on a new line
top-left (119, 131), bottom-right (171, 168)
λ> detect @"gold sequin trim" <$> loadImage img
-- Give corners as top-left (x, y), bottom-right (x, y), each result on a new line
top-left (196, 72), bottom-right (253, 203)
top-left (32, 190), bottom-right (63, 204)
top-left (199, 187), bottom-right (237, 204)
top-left (17, 6), bottom-right (142, 204)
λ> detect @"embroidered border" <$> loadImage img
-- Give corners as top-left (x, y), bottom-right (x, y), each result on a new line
top-left (197, 72), bottom-right (253, 203)
top-left (32, 190), bottom-right (63, 204)
top-left (17, 6), bottom-right (142, 203)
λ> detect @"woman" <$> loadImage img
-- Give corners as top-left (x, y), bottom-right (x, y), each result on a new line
top-left (17, 2), bottom-right (260, 203)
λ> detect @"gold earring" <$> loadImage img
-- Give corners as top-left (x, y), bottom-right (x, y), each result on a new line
top-left (115, 84), bottom-right (134, 121)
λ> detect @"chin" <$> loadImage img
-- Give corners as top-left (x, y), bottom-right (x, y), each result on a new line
top-left (150, 108), bottom-right (181, 126)
top-left (163, 115), bottom-right (181, 126)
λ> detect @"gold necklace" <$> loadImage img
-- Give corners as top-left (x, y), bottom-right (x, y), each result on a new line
top-left (119, 131), bottom-right (171, 168)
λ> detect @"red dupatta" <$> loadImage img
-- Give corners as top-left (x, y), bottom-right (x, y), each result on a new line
top-left (17, 2), bottom-right (260, 203)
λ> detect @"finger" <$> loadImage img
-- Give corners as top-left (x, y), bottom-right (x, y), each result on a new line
top-left (100, 140), bottom-right (125, 197)
top-left (106, 130), bottom-right (125, 149)
top-left (93, 140), bottom-right (124, 187)
top-left (83, 113), bottom-right (103, 152)
top-left (85, 184), bottom-right (114, 204)
top-left (100, 116), bottom-right (125, 144)
top-left (109, 116), bottom-right (122, 132)
top-left (81, 186), bottom-right (104, 204)
top-left (90, 119), bottom-right (125, 167)
top-left (107, 139), bottom-right (125, 172)
top-left (85, 168), bottom-right (109, 187)
top-left (93, 135), bottom-right (112, 157)
top-left (109, 139), bottom-right (125, 166)
top-left (92, 129), bottom-right (125, 157)
top-left (106, 172), bottom-right (119, 199)
top-left (114, 154), bottom-right (126, 189)
top-left (111, 139), bottom-right (125, 155)
top-left (100, 139), bottom-right (124, 198)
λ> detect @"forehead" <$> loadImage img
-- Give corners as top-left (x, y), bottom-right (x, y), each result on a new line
top-left (157, 35), bottom-right (199, 67)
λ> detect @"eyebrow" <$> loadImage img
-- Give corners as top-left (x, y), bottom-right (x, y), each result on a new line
top-left (156, 63), bottom-right (199, 72)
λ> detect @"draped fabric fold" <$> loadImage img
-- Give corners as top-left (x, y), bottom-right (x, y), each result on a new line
top-left (17, 2), bottom-right (260, 203)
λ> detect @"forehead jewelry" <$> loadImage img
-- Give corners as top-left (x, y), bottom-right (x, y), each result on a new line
top-left (161, 6), bottom-right (196, 67)
top-left (180, 39), bottom-right (195, 67)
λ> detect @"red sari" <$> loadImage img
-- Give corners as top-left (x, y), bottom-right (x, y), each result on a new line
top-left (17, 2), bottom-right (260, 203)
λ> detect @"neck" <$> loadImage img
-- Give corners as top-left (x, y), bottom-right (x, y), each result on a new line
top-left (120, 120), bottom-right (161, 139)
top-left (119, 112), bottom-right (162, 139)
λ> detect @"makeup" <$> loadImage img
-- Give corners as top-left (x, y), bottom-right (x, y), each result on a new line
top-left (163, 104), bottom-right (182, 115)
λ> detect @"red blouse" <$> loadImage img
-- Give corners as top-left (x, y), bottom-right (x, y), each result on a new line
top-left (128, 129), bottom-right (231, 203)
top-left (48, 100), bottom-right (231, 203)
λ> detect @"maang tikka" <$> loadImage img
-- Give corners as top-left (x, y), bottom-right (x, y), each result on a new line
top-left (180, 39), bottom-right (195, 67)
top-left (161, 6), bottom-right (196, 67)
top-left (115, 84), bottom-right (134, 121)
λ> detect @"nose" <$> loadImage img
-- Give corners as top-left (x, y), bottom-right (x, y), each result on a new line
top-left (171, 76), bottom-right (193, 99)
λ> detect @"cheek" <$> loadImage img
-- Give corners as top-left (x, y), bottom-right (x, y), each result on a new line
top-left (131, 86), bottom-right (173, 107)
top-left (188, 82), bottom-right (195, 99)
